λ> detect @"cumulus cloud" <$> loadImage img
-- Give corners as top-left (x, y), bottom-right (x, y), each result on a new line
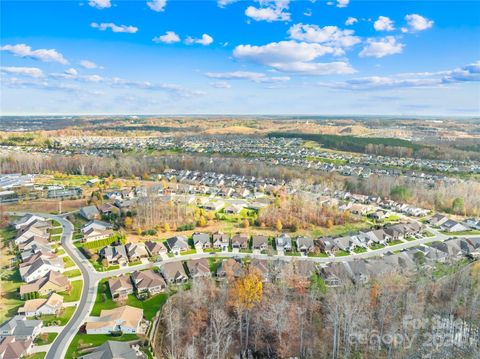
top-left (359, 36), bottom-right (404, 58)
top-left (153, 31), bottom-right (180, 44)
top-left (205, 71), bottom-right (290, 83)
top-left (88, 0), bottom-right (111, 9)
top-left (245, 0), bottom-right (291, 22)
top-left (210, 81), bottom-right (232, 89)
top-left (336, 0), bottom-right (349, 8)
top-left (233, 40), bottom-right (355, 75)
top-left (402, 14), bottom-right (434, 33)
top-left (1, 66), bottom-right (44, 78)
top-left (147, 0), bottom-right (167, 12)
top-left (79, 60), bottom-right (100, 69)
top-left (319, 60), bottom-right (480, 90)
top-left (185, 34), bottom-right (213, 46)
top-left (288, 24), bottom-right (360, 51)
top-left (345, 17), bottom-right (358, 26)
top-left (374, 16), bottom-right (395, 31)
top-left (0, 44), bottom-right (68, 64)
top-left (218, 0), bottom-right (239, 7)
top-left (91, 22), bottom-right (138, 33)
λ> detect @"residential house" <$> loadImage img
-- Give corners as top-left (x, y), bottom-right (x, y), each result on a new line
top-left (186, 258), bottom-right (211, 278)
top-left (192, 233), bottom-right (211, 250)
top-left (144, 241), bottom-right (167, 257)
top-left (131, 270), bottom-right (166, 296)
top-left (463, 218), bottom-right (480, 230)
top-left (83, 227), bottom-right (114, 243)
top-left (0, 316), bottom-right (42, 341)
top-left (362, 229), bottom-right (391, 245)
top-left (224, 205), bottom-right (242, 214)
top-left (108, 275), bottom-right (134, 301)
top-left (81, 220), bottom-right (113, 234)
top-left (368, 211), bottom-right (387, 221)
top-left (19, 271), bottom-right (70, 299)
top-left (231, 233), bottom-right (249, 250)
top-left (332, 236), bottom-right (359, 253)
top-left (100, 245), bottom-right (128, 266)
top-left (212, 232), bottom-right (229, 251)
top-left (160, 262), bottom-right (188, 284)
top-left (216, 258), bottom-right (244, 279)
top-left (165, 236), bottom-right (189, 256)
top-left (14, 225), bottom-right (50, 246)
top-left (275, 233), bottom-right (292, 252)
top-left (78, 340), bottom-right (146, 359)
top-left (85, 306), bottom-right (143, 334)
top-left (0, 336), bottom-right (33, 359)
top-left (428, 214), bottom-right (449, 227)
top-left (79, 205), bottom-right (100, 220)
top-left (18, 293), bottom-right (63, 317)
top-left (249, 235), bottom-right (267, 251)
top-left (296, 236), bottom-right (315, 254)
top-left (204, 200), bottom-right (225, 211)
top-left (441, 220), bottom-right (469, 233)
top-left (125, 243), bottom-right (148, 261)
top-left (19, 253), bottom-right (64, 283)
top-left (12, 215), bottom-right (45, 230)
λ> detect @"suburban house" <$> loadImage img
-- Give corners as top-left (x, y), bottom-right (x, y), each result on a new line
top-left (463, 218), bottom-right (480, 230)
top-left (18, 237), bottom-right (50, 252)
top-left (100, 245), bottom-right (129, 266)
top-left (440, 219), bottom-right (469, 233)
top-left (125, 243), bottom-right (148, 261)
top-left (82, 227), bottom-right (114, 243)
top-left (12, 214), bottom-right (45, 230)
top-left (81, 220), bottom-right (113, 234)
top-left (0, 336), bottom-right (33, 359)
top-left (204, 200), bottom-right (225, 211)
top-left (18, 293), bottom-right (63, 317)
top-left (165, 236), bottom-right (189, 255)
top-left (144, 241), bottom-right (167, 257)
top-left (231, 233), bottom-right (249, 250)
top-left (14, 225), bottom-right (50, 246)
top-left (362, 229), bottom-right (391, 245)
top-left (252, 235), bottom-right (268, 251)
top-left (186, 258), bottom-right (211, 278)
top-left (108, 275), bottom-right (134, 301)
top-left (212, 232), bottom-right (229, 251)
top-left (85, 306), bottom-right (144, 334)
top-left (250, 259), bottom-right (271, 282)
top-left (131, 270), bottom-right (167, 296)
top-left (332, 236), bottom-right (360, 253)
top-left (19, 253), bottom-right (64, 283)
top-left (428, 214), bottom-right (449, 227)
top-left (368, 210), bottom-right (387, 221)
top-left (216, 258), bottom-right (244, 279)
top-left (19, 271), bottom-right (70, 299)
top-left (192, 232), bottom-right (211, 249)
top-left (79, 205), bottom-right (100, 220)
top-left (224, 205), bottom-right (242, 214)
top-left (160, 262), bottom-right (188, 284)
top-left (275, 233), bottom-right (292, 252)
top-left (296, 236), bottom-right (315, 254)
top-left (0, 316), bottom-right (42, 341)
top-left (78, 341), bottom-right (146, 359)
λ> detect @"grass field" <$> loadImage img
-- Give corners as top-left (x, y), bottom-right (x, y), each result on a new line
top-left (63, 269), bottom-right (82, 278)
top-left (66, 334), bottom-right (139, 359)
top-left (49, 227), bottom-right (63, 235)
top-left (61, 280), bottom-right (83, 302)
top-left (91, 278), bottom-right (168, 320)
top-left (34, 332), bottom-right (58, 345)
top-left (0, 268), bottom-right (24, 323)
top-left (38, 306), bottom-right (75, 326)
top-left (25, 353), bottom-right (46, 359)
top-left (63, 256), bottom-right (76, 268)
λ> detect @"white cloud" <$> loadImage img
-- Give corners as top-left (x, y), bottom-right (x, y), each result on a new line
top-left (374, 16), bottom-right (395, 31)
top-left (79, 60), bottom-right (100, 69)
top-left (91, 22), bottom-right (138, 33)
top-left (1, 66), bottom-right (44, 78)
top-left (153, 31), bottom-right (180, 44)
top-left (185, 34), bottom-right (213, 46)
top-left (0, 44), bottom-right (68, 64)
top-left (88, 0), bottom-right (111, 9)
top-left (288, 24), bottom-right (360, 50)
top-left (245, 0), bottom-right (291, 22)
top-left (205, 71), bottom-right (290, 83)
top-left (147, 0), bottom-right (167, 12)
top-left (359, 36), bottom-right (404, 58)
top-left (402, 14), bottom-right (434, 33)
top-left (218, 0), bottom-right (238, 8)
top-left (336, 0), bottom-right (349, 8)
top-left (233, 40), bottom-right (355, 75)
top-left (65, 68), bottom-right (78, 76)
top-left (345, 17), bottom-right (358, 26)
top-left (210, 81), bottom-right (232, 89)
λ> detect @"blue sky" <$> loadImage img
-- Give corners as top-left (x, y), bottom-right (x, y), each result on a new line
top-left (1, 0), bottom-right (479, 115)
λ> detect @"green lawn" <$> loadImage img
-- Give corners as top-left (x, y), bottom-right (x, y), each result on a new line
top-left (81, 235), bottom-right (126, 250)
top-left (38, 306), bottom-right (75, 326)
top-left (49, 227), bottom-right (63, 235)
top-left (307, 251), bottom-right (329, 257)
top-left (334, 250), bottom-right (350, 257)
top-left (353, 247), bottom-right (367, 254)
top-left (34, 332), bottom-right (58, 345)
top-left (441, 230), bottom-right (480, 236)
top-left (423, 231), bottom-right (435, 238)
top-left (284, 251), bottom-right (301, 256)
top-left (49, 219), bottom-right (61, 227)
top-left (63, 256), bottom-right (75, 268)
top-left (369, 243), bottom-right (385, 250)
top-left (66, 334), bottom-right (139, 359)
top-left (63, 269), bottom-right (81, 278)
top-left (128, 260), bottom-right (142, 267)
top-left (49, 234), bottom-right (62, 242)
top-left (91, 278), bottom-right (168, 320)
top-left (61, 280), bottom-right (83, 302)
top-left (180, 249), bottom-right (197, 256)
top-left (25, 353), bottom-right (46, 359)
top-left (55, 248), bottom-right (65, 255)
top-left (0, 269), bottom-right (24, 323)
top-left (388, 239), bottom-right (404, 246)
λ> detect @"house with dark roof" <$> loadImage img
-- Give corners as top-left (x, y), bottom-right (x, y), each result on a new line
top-left (186, 258), bottom-right (211, 278)
top-left (79, 340), bottom-right (146, 359)
top-left (165, 236), bottom-right (189, 256)
top-left (131, 270), bottom-right (166, 297)
top-left (100, 245), bottom-right (128, 266)
top-left (144, 241), bottom-right (167, 257)
top-left (0, 316), bottom-right (42, 341)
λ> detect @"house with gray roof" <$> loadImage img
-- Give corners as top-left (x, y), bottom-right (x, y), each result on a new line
top-left (296, 236), bottom-right (314, 254)
top-left (79, 340), bottom-right (146, 359)
top-left (0, 316), bottom-right (42, 341)
top-left (100, 245), bottom-right (128, 266)
top-left (192, 232), bottom-right (211, 249)
top-left (79, 205), bottom-right (100, 220)
top-left (160, 262), bottom-right (188, 284)
top-left (275, 233), bottom-right (292, 252)
top-left (165, 236), bottom-right (189, 255)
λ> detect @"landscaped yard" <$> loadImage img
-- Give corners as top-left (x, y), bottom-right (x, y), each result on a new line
top-left (307, 251), bottom-right (329, 257)
top-left (353, 247), bottom-right (367, 254)
top-left (180, 249), bottom-right (197, 255)
top-left (91, 278), bottom-right (168, 320)
top-left (335, 250), bottom-right (350, 257)
top-left (63, 269), bottom-right (81, 278)
top-left (66, 333), bottom-right (139, 359)
top-left (0, 268), bottom-right (24, 323)
top-left (49, 234), bottom-right (62, 242)
top-left (34, 332), bottom-right (58, 345)
top-left (388, 239), bottom-right (404, 246)
top-left (38, 306), bottom-right (75, 326)
top-left (369, 243), bottom-right (385, 250)
top-left (49, 227), bottom-right (63, 235)
top-left (55, 248), bottom-right (65, 255)
top-left (63, 256), bottom-right (75, 268)
top-left (441, 230), bottom-right (480, 236)
top-left (25, 353), bottom-right (46, 359)
top-left (49, 219), bottom-right (61, 228)
top-left (61, 280), bottom-right (83, 302)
